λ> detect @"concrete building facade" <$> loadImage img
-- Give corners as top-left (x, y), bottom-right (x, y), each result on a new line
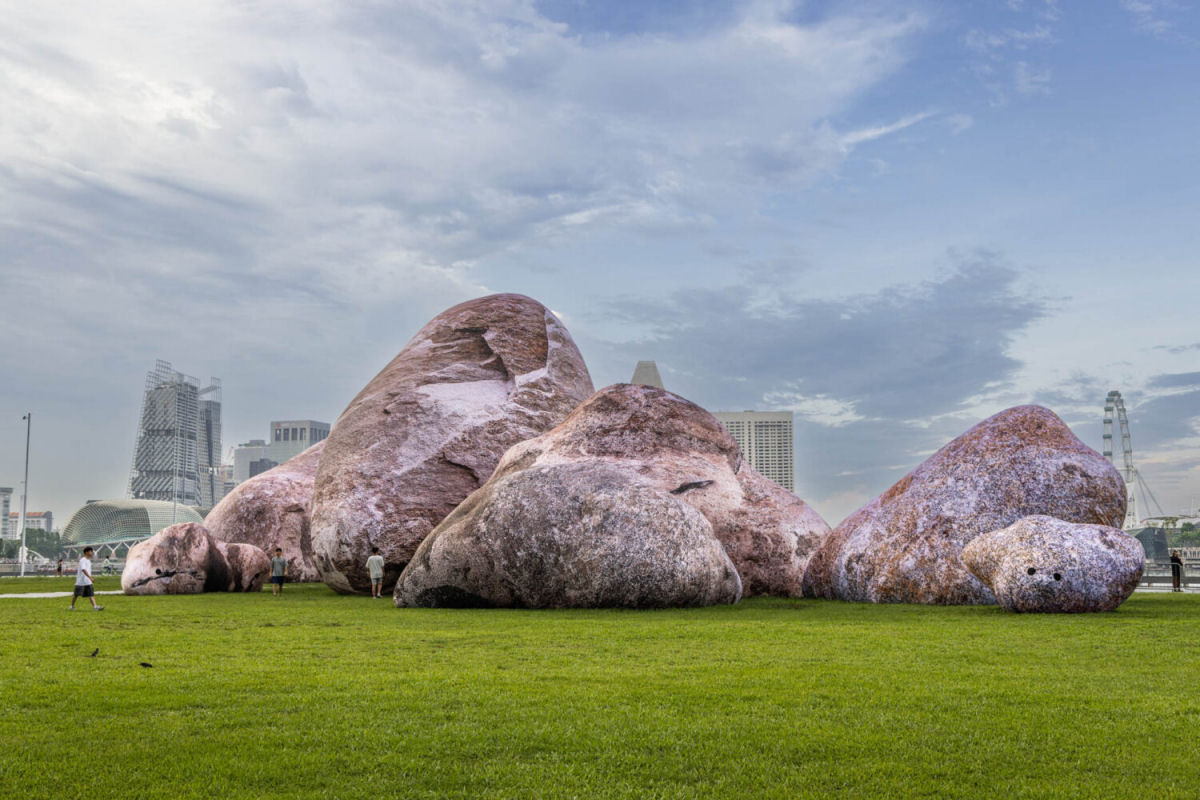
top-left (712, 411), bottom-right (795, 492)
top-left (268, 420), bottom-right (330, 465)
top-left (233, 439), bottom-right (271, 483)
top-left (0, 488), bottom-right (10, 539)
top-left (6, 510), bottom-right (53, 539)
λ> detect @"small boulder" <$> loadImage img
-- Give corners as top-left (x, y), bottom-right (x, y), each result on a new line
top-left (121, 523), bottom-right (269, 595)
top-left (310, 294), bottom-right (594, 594)
top-left (962, 515), bottom-right (1144, 612)
top-left (205, 441), bottom-right (323, 582)
top-left (803, 405), bottom-right (1127, 604)
top-left (219, 542), bottom-right (272, 593)
top-left (486, 384), bottom-right (831, 597)
top-left (395, 463), bottom-right (742, 609)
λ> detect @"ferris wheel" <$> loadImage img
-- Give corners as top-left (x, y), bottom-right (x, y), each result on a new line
top-left (1102, 390), bottom-right (1164, 530)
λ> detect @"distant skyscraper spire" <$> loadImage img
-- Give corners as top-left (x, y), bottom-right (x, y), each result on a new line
top-left (630, 360), bottom-right (665, 389)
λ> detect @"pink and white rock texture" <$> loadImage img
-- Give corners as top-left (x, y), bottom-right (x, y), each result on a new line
top-left (310, 294), bottom-right (594, 595)
top-left (427, 383), bottom-right (830, 597)
top-left (802, 405), bottom-right (1127, 605)
top-left (121, 523), bottom-right (270, 595)
top-left (962, 515), bottom-right (1144, 612)
top-left (394, 463), bottom-right (742, 608)
top-left (205, 441), bottom-right (323, 582)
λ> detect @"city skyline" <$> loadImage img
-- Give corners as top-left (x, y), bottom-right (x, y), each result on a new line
top-left (1, 1), bottom-right (1197, 527)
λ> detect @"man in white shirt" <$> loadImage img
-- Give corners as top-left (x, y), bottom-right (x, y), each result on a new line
top-left (366, 548), bottom-right (385, 598)
top-left (70, 547), bottom-right (103, 611)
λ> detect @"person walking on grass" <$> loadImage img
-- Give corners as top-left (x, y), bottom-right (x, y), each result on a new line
top-left (269, 548), bottom-right (288, 596)
top-left (1170, 550), bottom-right (1184, 592)
top-left (70, 547), bottom-right (103, 611)
top-left (56, 558), bottom-right (63, 577)
top-left (366, 548), bottom-right (385, 598)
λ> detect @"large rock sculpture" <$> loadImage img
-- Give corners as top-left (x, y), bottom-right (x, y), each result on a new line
top-left (401, 383), bottom-right (830, 599)
top-left (122, 523), bottom-right (270, 595)
top-left (962, 515), bottom-right (1144, 612)
top-left (395, 463), bottom-right (742, 608)
top-left (803, 405), bottom-right (1126, 604)
top-left (205, 441), bottom-right (323, 582)
top-left (310, 294), bottom-right (594, 594)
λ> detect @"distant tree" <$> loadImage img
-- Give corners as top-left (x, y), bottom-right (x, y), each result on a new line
top-left (2, 529), bottom-right (62, 559)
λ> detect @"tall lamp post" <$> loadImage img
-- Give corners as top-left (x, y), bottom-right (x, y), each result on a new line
top-left (18, 412), bottom-right (30, 577)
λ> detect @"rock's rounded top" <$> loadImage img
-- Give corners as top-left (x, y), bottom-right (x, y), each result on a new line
top-left (310, 293), bottom-right (595, 594)
top-left (803, 404), bottom-right (1126, 604)
top-left (495, 383), bottom-right (741, 477)
top-left (962, 515), bottom-right (1144, 612)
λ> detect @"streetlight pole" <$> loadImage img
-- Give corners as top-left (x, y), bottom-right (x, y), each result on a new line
top-left (18, 412), bottom-right (30, 577)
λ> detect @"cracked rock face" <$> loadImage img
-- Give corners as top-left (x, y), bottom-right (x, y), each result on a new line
top-left (483, 383), bottom-right (831, 597)
top-left (122, 523), bottom-right (270, 595)
top-left (962, 515), bottom-right (1144, 612)
top-left (205, 441), bottom-right (323, 582)
top-left (803, 405), bottom-right (1127, 605)
top-left (310, 294), bottom-right (594, 595)
top-left (394, 462), bottom-right (742, 608)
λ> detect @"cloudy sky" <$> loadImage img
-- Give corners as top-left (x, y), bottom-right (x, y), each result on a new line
top-left (2, 0), bottom-right (1197, 529)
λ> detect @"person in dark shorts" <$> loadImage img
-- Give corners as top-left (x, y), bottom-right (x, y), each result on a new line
top-left (269, 548), bottom-right (288, 596)
top-left (70, 547), bottom-right (103, 611)
top-left (1170, 550), bottom-right (1184, 592)
top-left (56, 558), bottom-right (64, 577)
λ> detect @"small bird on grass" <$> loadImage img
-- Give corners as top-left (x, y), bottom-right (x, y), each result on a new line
top-left (89, 648), bottom-right (99, 657)
top-left (139, 662), bottom-right (153, 668)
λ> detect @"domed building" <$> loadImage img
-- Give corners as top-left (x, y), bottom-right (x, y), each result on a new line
top-left (61, 499), bottom-right (204, 558)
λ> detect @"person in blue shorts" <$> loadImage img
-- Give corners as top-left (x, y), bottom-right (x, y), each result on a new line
top-left (70, 547), bottom-right (103, 611)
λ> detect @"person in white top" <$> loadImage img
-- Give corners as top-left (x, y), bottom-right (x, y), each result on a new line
top-left (366, 548), bottom-right (385, 598)
top-left (70, 547), bottom-right (103, 611)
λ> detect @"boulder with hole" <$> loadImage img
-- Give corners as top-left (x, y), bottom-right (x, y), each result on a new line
top-left (962, 515), bottom-right (1144, 612)
top-left (802, 405), bottom-right (1127, 604)
top-left (122, 523), bottom-right (269, 595)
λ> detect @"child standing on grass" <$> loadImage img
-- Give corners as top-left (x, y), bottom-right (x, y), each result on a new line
top-left (367, 548), bottom-right (385, 598)
top-left (270, 548), bottom-right (288, 596)
top-left (70, 547), bottom-right (103, 611)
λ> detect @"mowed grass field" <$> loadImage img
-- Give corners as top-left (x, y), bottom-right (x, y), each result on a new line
top-left (1, 579), bottom-right (1197, 800)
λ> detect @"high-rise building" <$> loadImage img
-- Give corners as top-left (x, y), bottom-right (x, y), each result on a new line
top-left (128, 360), bottom-right (224, 510)
top-left (268, 420), bottom-right (330, 465)
top-left (233, 439), bottom-right (271, 483)
top-left (6, 510), bottom-right (53, 539)
top-left (712, 411), bottom-right (795, 492)
top-left (630, 361), bottom-right (665, 389)
top-left (0, 488), bottom-right (10, 540)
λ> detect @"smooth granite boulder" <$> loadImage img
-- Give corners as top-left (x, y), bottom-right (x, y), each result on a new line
top-left (962, 515), bottom-right (1144, 612)
top-left (121, 523), bottom-right (269, 595)
top-left (205, 441), bottom-right (323, 582)
top-left (484, 384), bottom-right (831, 597)
top-left (394, 463), bottom-right (742, 608)
top-left (803, 405), bottom-right (1126, 604)
top-left (311, 294), bottom-right (594, 594)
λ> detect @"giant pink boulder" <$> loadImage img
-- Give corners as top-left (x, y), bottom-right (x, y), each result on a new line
top-left (802, 405), bottom-right (1127, 604)
top-left (121, 523), bottom-right (270, 595)
top-left (425, 383), bottom-right (832, 597)
top-left (310, 294), bottom-right (594, 594)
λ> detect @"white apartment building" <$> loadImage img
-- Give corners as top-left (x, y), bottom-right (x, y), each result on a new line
top-left (712, 411), bottom-right (795, 492)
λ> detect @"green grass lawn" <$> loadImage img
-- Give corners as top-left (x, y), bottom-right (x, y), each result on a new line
top-left (1, 581), bottom-right (1197, 800)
